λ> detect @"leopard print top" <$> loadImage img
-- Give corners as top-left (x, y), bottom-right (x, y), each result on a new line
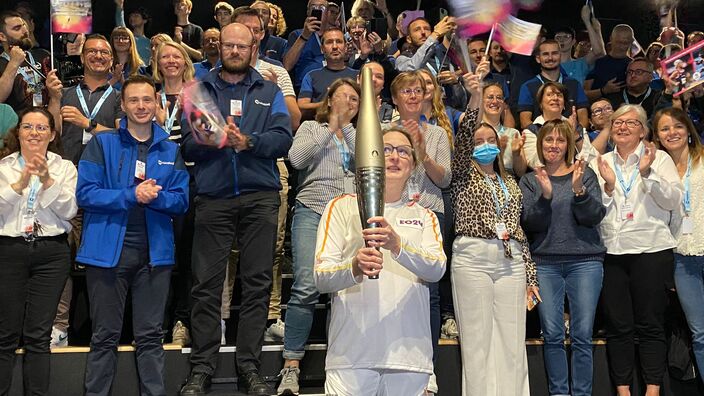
top-left (451, 108), bottom-right (538, 287)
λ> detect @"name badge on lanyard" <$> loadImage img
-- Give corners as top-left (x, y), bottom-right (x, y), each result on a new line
top-left (135, 160), bottom-right (146, 180)
top-left (230, 100), bottom-right (242, 116)
top-left (682, 157), bottom-right (694, 234)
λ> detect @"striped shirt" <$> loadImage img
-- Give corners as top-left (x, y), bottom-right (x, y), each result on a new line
top-left (289, 120), bottom-right (356, 215)
top-left (382, 121), bottom-right (452, 214)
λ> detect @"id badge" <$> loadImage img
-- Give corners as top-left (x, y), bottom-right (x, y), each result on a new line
top-left (32, 92), bottom-right (43, 107)
top-left (343, 174), bottom-right (355, 194)
top-left (230, 100), bottom-right (243, 116)
top-left (682, 216), bottom-right (694, 235)
top-left (82, 130), bottom-right (93, 145)
top-left (406, 180), bottom-right (421, 202)
top-left (620, 202), bottom-right (634, 221)
top-left (21, 213), bottom-right (34, 235)
top-left (495, 222), bottom-right (509, 240)
top-left (135, 160), bottom-right (146, 180)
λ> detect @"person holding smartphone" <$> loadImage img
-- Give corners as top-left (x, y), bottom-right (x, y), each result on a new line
top-left (283, 0), bottom-right (330, 92)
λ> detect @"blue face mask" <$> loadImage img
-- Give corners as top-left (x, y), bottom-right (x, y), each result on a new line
top-left (472, 143), bottom-right (501, 165)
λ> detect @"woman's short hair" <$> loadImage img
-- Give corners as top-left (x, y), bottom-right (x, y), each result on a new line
top-left (1, 107), bottom-right (61, 158)
top-left (536, 119), bottom-right (576, 166)
top-left (151, 40), bottom-right (195, 83)
top-left (315, 78), bottom-right (361, 124)
top-left (346, 16), bottom-right (366, 31)
top-left (390, 71), bottom-right (427, 99)
top-left (610, 104), bottom-right (649, 136)
top-left (383, 127), bottom-right (417, 167)
top-left (535, 82), bottom-right (569, 112)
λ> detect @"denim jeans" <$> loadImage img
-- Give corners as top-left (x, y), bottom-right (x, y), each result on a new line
top-left (536, 261), bottom-right (603, 396)
top-left (283, 202), bottom-right (322, 360)
top-left (674, 254), bottom-right (704, 375)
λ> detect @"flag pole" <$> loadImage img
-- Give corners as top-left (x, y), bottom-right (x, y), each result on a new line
top-left (485, 23), bottom-right (496, 58)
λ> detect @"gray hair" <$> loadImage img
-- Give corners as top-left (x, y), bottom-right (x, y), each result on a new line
top-left (610, 104), bottom-right (649, 135)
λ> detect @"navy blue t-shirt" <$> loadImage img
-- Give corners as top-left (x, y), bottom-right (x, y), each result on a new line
top-left (123, 135), bottom-right (153, 250)
top-left (299, 66), bottom-right (359, 103)
top-left (584, 55), bottom-right (630, 90)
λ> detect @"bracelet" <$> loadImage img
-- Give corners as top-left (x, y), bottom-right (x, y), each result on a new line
top-left (300, 35), bottom-right (309, 42)
top-left (599, 87), bottom-right (605, 96)
top-left (573, 185), bottom-right (587, 196)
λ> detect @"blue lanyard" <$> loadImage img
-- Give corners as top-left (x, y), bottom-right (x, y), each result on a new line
top-left (2, 51), bottom-right (39, 88)
top-left (17, 156), bottom-right (41, 213)
top-left (332, 135), bottom-right (351, 173)
top-left (684, 157), bottom-right (692, 213)
top-left (613, 146), bottom-right (644, 199)
top-left (536, 73), bottom-right (563, 85)
top-left (161, 91), bottom-right (181, 133)
top-left (484, 174), bottom-right (510, 217)
top-left (76, 84), bottom-right (113, 123)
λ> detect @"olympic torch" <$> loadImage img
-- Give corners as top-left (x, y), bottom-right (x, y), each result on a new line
top-left (355, 67), bottom-right (385, 279)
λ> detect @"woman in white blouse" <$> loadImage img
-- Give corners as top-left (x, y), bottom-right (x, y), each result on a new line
top-left (0, 107), bottom-right (77, 395)
top-left (652, 107), bottom-right (704, 376)
top-left (595, 104), bottom-right (683, 396)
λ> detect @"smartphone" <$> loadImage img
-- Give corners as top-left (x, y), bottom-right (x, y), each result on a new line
top-left (311, 8), bottom-right (323, 22)
top-left (367, 18), bottom-right (388, 40)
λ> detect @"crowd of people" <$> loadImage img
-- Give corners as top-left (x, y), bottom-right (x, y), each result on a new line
top-left (0, 0), bottom-right (702, 395)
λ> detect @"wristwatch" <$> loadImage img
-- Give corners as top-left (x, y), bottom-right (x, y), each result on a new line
top-left (245, 135), bottom-right (254, 150)
top-left (85, 119), bottom-right (98, 132)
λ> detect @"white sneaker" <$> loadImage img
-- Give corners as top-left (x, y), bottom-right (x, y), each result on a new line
top-left (50, 326), bottom-right (68, 348)
top-left (264, 318), bottom-right (285, 342)
top-left (172, 321), bottom-right (191, 346)
top-left (221, 319), bottom-right (227, 345)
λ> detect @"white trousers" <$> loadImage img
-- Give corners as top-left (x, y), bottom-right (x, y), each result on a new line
top-left (451, 237), bottom-right (530, 396)
top-left (325, 368), bottom-right (430, 396)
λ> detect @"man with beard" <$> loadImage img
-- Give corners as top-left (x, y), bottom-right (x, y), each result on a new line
top-left (250, 1), bottom-right (287, 63)
top-left (178, 23), bottom-right (292, 396)
top-left (298, 28), bottom-right (358, 120)
top-left (517, 39), bottom-right (589, 129)
top-left (194, 28), bottom-right (221, 80)
top-left (603, 58), bottom-right (670, 119)
top-left (0, 11), bottom-right (61, 116)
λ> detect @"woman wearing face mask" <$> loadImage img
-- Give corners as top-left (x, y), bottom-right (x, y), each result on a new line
top-left (109, 26), bottom-right (146, 90)
top-left (452, 59), bottom-right (539, 396)
top-left (277, 78), bottom-right (361, 395)
top-left (314, 127), bottom-right (445, 396)
top-left (652, 107), bottom-right (704, 377)
top-left (0, 108), bottom-right (77, 395)
top-left (519, 119), bottom-right (606, 396)
top-left (595, 104), bottom-right (682, 396)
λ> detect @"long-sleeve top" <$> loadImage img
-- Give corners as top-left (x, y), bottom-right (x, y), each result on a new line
top-left (674, 159), bottom-right (704, 256)
top-left (289, 121), bottom-right (356, 215)
top-left (0, 151), bottom-right (77, 237)
top-left (451, 108), bottom-right (538, 286)
top-left (314, 195), bottom-right (446, 373)
top-left (520, 167), bottom-right (607, 264)
top-left (593, 142), bottom-right (683, 255)
top-left (381, 121), bottom-right (452, 214)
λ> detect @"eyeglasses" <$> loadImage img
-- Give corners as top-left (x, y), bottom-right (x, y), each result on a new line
top-left (485, 95), bottom-right (504, 102)
top-left (591, 106), bottom-right (613, 116)
top-left (114, 36), bottom-right (131, 42)
top-left (612, 119), bottom-right (642, 129)
top-left (221, 43), bottom-right (252, 52)
top-left (398, 88), bottom-right (424, 97)
top-left (85, 48), bottom-right (112, 57)
top-left (554, 34), bottom-right (573, 41)
top-left (545, 91), bottom-right (564, 99)
top-left (384, 144), bottom-right (414, 159)
top-left (626, 69), bottom-right (650, 77)
top-left (19, 123), bottom-right (51, 133)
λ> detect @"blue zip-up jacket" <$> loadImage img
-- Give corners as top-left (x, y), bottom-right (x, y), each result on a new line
top-left (181, 67), bottom-right (292, 198)
top-left (76, 119), bottom-right (189, 268)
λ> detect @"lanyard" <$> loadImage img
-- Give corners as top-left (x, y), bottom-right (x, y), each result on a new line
top-left (484, 174), bottom-right (510, 217)
top-left (161, 91), bottom-right (181, 133)
top-left (332, 134), bottom-right (351, 173)
top-left (17, 156), bottom-right (41, 213)
top-left (2, 51), bottom-right (40, 88)
top-left (613, 146), bottom-right (644, 199)
top-left (623, 86), bottom-right (651, 105)
top-left (76, 84), bottom-right (113, 123)
top-left (684, 157), bottom-right (692, 213)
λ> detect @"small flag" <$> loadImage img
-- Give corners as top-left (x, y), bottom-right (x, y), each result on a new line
top-left (449, 0), bottom-right (512, 38)
top-left (494, 15), bottom-right (542, 56)
top-left (50, 0), bottom-right (92, 34)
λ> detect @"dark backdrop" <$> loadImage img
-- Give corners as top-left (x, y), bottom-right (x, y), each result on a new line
top-left (2, 0), bottom-right (704, 49)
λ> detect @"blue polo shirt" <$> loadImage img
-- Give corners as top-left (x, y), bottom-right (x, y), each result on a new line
top-left (286, 29), bottom-right (324, 91)
top-left (260, 33), bottom-right (288, 62)
top-left (517, 73), bottom-right (589, 120)
top-left (299, 66), bottom-right (359, 102)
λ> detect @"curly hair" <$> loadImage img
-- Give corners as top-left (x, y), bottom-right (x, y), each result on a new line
top-left (418, 69), bottom-right (454, 152)
top-left (267, 2), bottom-right (287, 37)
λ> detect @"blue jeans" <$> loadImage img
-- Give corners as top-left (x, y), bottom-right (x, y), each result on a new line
top-left (536, 261), bottom-right (603, 396)
top-left (674, 254), bottom-right (704, 375)
top-left (283, 202), bottom-right (322, 360)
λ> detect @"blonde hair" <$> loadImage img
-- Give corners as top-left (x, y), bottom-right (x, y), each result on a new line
top-left (536, 120), bottom-right (576, 166)
top-left (346, 16), bottom-right (366, 31)
top-left (267, 2), bottom-right (287, 37)
top-left (351, 0), bottom-right (374, 19)
top-left (151, 41), bottom-right (195, 84)
top-left (390, 71), bottom-right (427, 99)
top-left (418, 69), bottom-right (454, 152)
top-left (110, 26), bottom-right (144, 75)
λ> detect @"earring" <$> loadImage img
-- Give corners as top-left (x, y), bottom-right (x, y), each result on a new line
top-left (689, 135), bottom-right (692, 144)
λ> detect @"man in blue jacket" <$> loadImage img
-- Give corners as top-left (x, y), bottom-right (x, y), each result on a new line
top-left (179, 23), bottom-right (292, 396)
top-left (76, 74), bottom-right (189, 396)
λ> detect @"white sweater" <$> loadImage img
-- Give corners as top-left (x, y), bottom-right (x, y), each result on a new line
top-left (314, 195), bottom-right (446, 373)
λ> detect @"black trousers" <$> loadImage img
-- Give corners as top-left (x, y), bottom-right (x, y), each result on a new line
top-left (84, 245), bottom-right (172, 396)
top-left (602, 249), bottom-right (673, 386)
top-left (189, 191), bottom-right (279, 375)
top-left (0, 235), bottom-right (70, 396)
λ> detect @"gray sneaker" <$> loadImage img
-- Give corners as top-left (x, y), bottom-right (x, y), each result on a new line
top-left (276, 366), bottom-right (300, 395)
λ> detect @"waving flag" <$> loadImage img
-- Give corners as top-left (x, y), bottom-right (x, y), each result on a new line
top-left (495, 15), bottom-right (542, 56)
top-left (50, 0), bottom-right (92, 34)
top-left (450, 0), bottom-right (512, 37)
